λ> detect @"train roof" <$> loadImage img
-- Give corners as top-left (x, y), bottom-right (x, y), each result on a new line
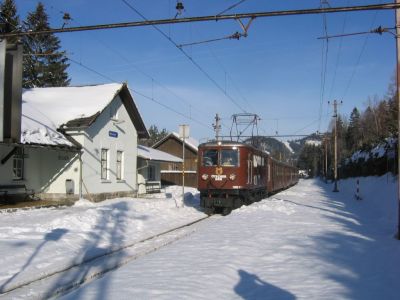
top-left (199, 140), bottom-right (251, 148)
top-left (199, 140), bottom-right (297, 169)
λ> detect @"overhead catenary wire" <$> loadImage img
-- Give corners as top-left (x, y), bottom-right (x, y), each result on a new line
top-left (328, 0), bottom-right (349, 100)
top-left (318, 0), bottom-right (330, 133)
top-left (177, 31), bottom-right (244, 48)
top-left (318, 25), bottom-right (395, 39)
top-left (6, 2), bottom-right (396, 138)
top-left (1, 3), bottom-right (399, 39)
top-left (120, 0), bottom-right (248, 113)
top-left (91, 34), bottom-right (211, 117)
top-left (217, 0), bottom-right (249, 16)
top-left (180, 8), bottom-right (257, 114)
top-left (341, 1), bottom-right (382, 101)
top-left (67, 57), bottom-right (213, 131)
top-left (46, 4), bottom-right (212, 124)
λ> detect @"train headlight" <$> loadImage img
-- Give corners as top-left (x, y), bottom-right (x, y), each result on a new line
top-left (201, 174), bottom-right (209, 180)
top-left (229, 173), bottom-right (236, 181)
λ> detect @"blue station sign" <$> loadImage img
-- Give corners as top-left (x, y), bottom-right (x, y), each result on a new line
top-left (109, 131), bottom-right (118, 138)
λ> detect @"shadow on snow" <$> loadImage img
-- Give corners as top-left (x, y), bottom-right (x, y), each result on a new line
top-left (0, 228), bottom-right (69, 293)
top-left (303, 178), bottom-right (400, 299)
top-left (0, 201), bottom-right (150, 299)
top-left (234, 269), bottom-right (295, 300)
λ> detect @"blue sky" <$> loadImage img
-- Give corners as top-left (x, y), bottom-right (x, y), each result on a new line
top-left (15, 0), bottom-right (396, 142)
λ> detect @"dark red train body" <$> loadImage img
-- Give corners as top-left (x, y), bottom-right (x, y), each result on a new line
top-left (197, 140), bottom-right (298, 215)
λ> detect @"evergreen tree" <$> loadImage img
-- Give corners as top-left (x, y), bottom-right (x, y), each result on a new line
top-left (346, 107), bottom-right (362, 152)
top-left (387, 96), bottom-right (398, 135)
top-left (22, 2), bottom-right (69, 88)
top-left (139, 125), bottom-right (168, 147)
top-left (0, 0), bottom-right (20, 44)
top-left (297, 144), bottom-right (322, 177)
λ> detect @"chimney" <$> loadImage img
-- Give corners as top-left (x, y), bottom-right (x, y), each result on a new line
top-left (0, 39), bottom-right (23, 143)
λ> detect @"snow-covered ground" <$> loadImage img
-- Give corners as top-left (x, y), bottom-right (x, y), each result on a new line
top-left (1, 176), bottom-right (400, 299)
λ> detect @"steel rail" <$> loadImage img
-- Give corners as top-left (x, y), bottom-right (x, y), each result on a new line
top-left (0, 215), bottom-right (211, 296)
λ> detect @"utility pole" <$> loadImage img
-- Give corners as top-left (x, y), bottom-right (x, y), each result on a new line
top-left (179, 124), bottom-right (189, 207)
top-left (213, 113), bottom-right (221, 141)
top-left (395, 0), bottom-right (400, 239)
top-left (329, 100), bottom-right (341, 192)
top-left (324, 136), bottom-right (329, 183)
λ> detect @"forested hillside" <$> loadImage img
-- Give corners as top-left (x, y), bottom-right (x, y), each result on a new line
top-left (296, 76), bottom-right (398, 178)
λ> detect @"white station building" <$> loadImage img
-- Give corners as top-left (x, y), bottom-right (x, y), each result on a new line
top-left (0, 83), bottom-right (150, 201)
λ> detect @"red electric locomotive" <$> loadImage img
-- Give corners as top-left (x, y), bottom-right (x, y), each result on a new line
top-left (197, 140), bottom-right (298, 215)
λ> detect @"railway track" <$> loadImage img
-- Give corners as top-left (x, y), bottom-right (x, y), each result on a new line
top-left (1, 214), bottom-right (218, 299)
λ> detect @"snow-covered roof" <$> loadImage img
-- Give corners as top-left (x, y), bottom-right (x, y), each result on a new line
top-left (21, 83), bottom-right (149, 147)
top-left (137, 145), bottom-right (183, 163)
top-left (172, 132), bottom-right (199, 151)
top-left (153, 132), bottom-right (199, 152)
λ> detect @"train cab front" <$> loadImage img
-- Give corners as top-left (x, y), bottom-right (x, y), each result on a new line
top-left (197, 142), bottom-right (243, 215)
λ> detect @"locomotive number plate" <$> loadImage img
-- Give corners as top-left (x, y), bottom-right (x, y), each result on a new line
top-left (211, 174), bottom-right (226, 181)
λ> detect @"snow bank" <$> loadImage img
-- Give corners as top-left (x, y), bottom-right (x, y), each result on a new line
top-left (1, 178), bottom-right (400, 299)
top-left (347, 137), bottom-right (396, 164)
top-left (0, 186), bottom-right (204, 295)
top-left (61, 176), bottom-right (400, 300)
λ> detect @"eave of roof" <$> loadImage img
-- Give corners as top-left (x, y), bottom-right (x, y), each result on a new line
top-left (58, 83), bottom-right (149, 139)
top-left (137, 145), bottom-right (182, 163)
top-left (152, 132), bottom-right (198, 152)
top-left (0, 141), bottom-right (80, 151)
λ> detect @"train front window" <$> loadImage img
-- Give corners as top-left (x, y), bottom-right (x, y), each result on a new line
top-left (202, 149), bottom-right (218, 166)
top-left (221, 149), bottom-right (239, 167)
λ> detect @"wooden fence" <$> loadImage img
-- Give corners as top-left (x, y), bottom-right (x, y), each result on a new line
top-left (161, 171), bottom-right (197, 188)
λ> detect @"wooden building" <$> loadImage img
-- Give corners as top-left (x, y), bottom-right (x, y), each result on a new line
top-left (137, 145), bottom-right (182, 194)
top-left (152, 132), bottom-right (198, 187)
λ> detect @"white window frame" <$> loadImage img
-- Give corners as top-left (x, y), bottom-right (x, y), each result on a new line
top-left (101, 148), bottom-right (109, 180)
top-left (13, 148), bottom-right (24, 180)
top-left (116, 150), bottom-right (124, 180)
top-left (148, 164), bottom-right (156, 181)
top-left (110, 104), bottom-right (119, 121)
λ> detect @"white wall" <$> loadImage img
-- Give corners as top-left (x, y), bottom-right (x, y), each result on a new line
top-left (137, 158), bottom-right (147, 194)
top-left (137, 158), bottom-right (161, 194)
top-left (0, 144), bottom-right (80, 195)
top-left (72, 95), bottom-right (138, 196)
top-left (0, 93), bottom-right (142, 199)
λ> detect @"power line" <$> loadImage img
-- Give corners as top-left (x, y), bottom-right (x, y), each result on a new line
top-left (1, 3), bottom-right (399, 38)
top-left (341, 5), bottom-right (381, 101)
top-left (120, 0), bottom-right (247, 113)
top-left (328, 0), bottom-right (349, 100)
top-left (67, 57), bottom-right (213, 131)
top-left (291, 118), bottom-right (325, 136)
top-left (318, 25), bottom-right (395, 39)
top-left (46, 5), bottom-right (212, 124)
top-left (181, 9), bottom-right (256, 113)
top-left (177, 31), bottom-right (244, 47)
top-left (318, 0), bottom-right (330, 132)
top-left (90, 34), bottom-right (211, 117)
top-left (217, 0), bottom-right (249, 16)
